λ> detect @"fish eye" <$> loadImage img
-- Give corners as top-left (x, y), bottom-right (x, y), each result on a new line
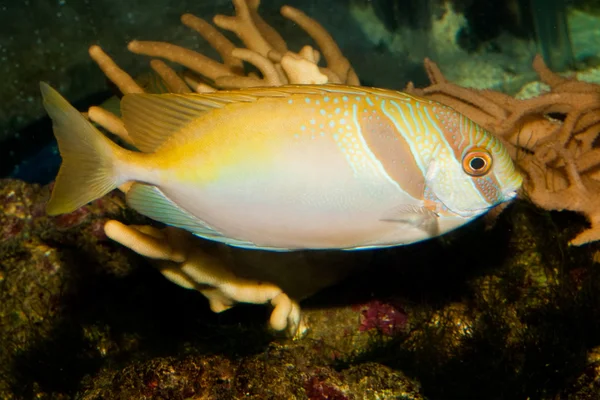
top-left (462, 148), bottom-right (492, 176)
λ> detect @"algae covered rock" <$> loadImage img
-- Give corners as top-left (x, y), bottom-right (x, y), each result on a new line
top-left (1, 177), bottom-right (600, 399)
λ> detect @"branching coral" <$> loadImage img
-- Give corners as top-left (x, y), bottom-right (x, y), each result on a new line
top-left (405, 56), bottom-right (600, 246)
top-left (104, 221), bottom-right (307, 337)
top-left (90, 0), bottom-right (358, 95)
top-left (79, 0), bottom-right (362, 336)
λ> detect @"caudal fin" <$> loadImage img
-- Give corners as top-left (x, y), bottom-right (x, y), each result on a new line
top-left (40, 82), bottom-right (123, 215)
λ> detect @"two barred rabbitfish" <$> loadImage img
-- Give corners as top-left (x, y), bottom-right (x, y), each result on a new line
top-left (40, 82), bottom-right (522, 251)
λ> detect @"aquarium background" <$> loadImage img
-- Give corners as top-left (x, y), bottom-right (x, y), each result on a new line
top-left (6, 0), bottom-right (600, 183)
top-left (1, 0), bottom-right (600, 399)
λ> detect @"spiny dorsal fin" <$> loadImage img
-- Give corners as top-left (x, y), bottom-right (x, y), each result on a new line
top-left (120, 85), bottom-right (381, 153)
top-left (122, 93), bottom-right (245, 152)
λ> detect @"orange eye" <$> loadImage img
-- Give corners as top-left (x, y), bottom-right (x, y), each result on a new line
top-left (462, 148), bottom-right (492, 176)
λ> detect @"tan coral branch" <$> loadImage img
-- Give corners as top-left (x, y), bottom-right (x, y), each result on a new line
top-left (89, 45), bottom-right (144, 95)
top-left (181, 13), bottom-right (244, 72)
top-left (280, 5), bottom-right (359, 85)
top-left (213, 0), bottom-right (274, 57)
top-left (149, 59), bottom-right (192, 93)
top-left (231, 48), bottom-right (286, 86)
top-left (128, 40), bottom-right (234, 81)
top-left (246, 0), bottom-right (288, 54)
top-left (422, 84), bottom-right (509, 121)
top-left (182, 71), bottom-right (218, 93)
top-left (281, 52), bottom-right (328, 84)
top-left (87, 106), bottom-right (131, 144)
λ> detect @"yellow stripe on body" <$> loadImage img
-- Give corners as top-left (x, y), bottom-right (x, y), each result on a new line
top-left (142, 93), bottom-right (377, 187)
top-left (146, 102), bottom-right (287, 185)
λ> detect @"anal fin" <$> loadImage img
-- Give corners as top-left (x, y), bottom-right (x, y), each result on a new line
top-left (126, 184), bottom-right (292, 251)
top-left (126, 183), bottom-right (222, 237)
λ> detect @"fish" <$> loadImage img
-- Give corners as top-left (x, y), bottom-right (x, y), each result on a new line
top-left (40, 82), bottom-right (522, 251)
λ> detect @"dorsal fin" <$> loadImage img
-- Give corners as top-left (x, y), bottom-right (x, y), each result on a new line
top-left (121, 93), bottom-right (248, 152)
top-left (120, 85), bottom-right (382, 153)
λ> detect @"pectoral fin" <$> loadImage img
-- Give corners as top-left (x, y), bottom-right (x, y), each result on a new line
top-left (381, 204), bottom-right (440, 237)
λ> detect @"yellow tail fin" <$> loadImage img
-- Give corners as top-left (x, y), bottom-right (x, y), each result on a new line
top-left (40, 82), bottom-right (123, 215)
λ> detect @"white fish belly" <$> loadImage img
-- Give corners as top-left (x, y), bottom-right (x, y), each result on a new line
top-left (161, 133), bottom-right (427, 249)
